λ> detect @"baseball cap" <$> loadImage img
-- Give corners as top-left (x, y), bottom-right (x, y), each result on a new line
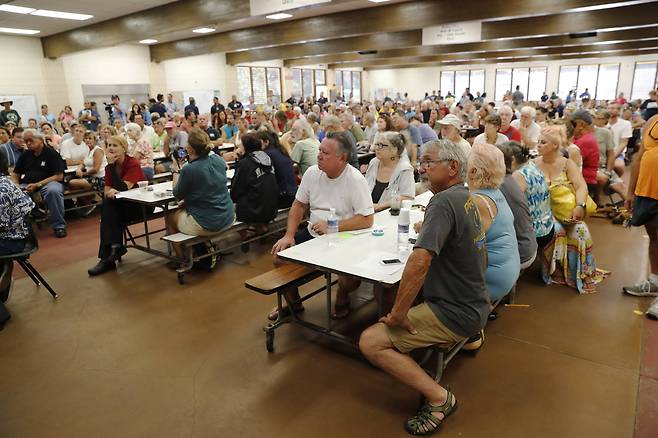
top-left (164, 121), bottom-right (176, 129)
top-left (572, 109), bottom-right (593, 125)
top-left (436, 114), bottom-right (461, 129)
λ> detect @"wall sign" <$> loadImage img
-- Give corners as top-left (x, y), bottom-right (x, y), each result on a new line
top-left (250, 0), bottom-right (331, 17)
top-left (422, 21), bottom-right (482, 45)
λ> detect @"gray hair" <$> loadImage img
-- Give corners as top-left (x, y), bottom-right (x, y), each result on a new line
top-left (125, 122), bottom-right (142, 136)
top-left (375, 131), bottom-right (408, 157)
top-left (520, 106), bottom-right (536, 118)
top-left (23, 128), bottom-right (45, 141)
top-left (293, 119), bottom-right (315, 139)
top-left (322, 114), bottom-right (341, 130)
top-left (421, 139), bottom-right (467, 180)
top-left (362, 112), bottom-right (376, 126)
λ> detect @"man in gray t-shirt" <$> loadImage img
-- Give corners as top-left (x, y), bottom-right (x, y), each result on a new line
top-left (359, 139), bottom-right (488, 434)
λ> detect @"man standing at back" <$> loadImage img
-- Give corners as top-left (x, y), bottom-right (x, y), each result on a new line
top-left (392, 109), bottom-right (422, 165)
top-left (270, 132), bottom-right (374, 320)
top-left (512, 85), bottom-right (524, 106)
top-left (359, 139), bottom-right (488, 435)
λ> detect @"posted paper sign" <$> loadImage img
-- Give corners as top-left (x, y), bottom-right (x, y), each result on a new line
top-left (422, 21), bottom-right (482, 45)
top-left (250, 0), bottom-right (331, 16)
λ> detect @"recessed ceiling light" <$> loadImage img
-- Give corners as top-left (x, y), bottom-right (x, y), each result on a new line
top-left (265, 13), bottom-right (292, 20)
top-left (30, 9), bottom-right (93, 20)
top-left (193, 27), bottom-right (216, 34)
top-left (139, 39), bottom-right (158, 44)
top-left (0, 5), bottom-right (36, 14)
top-left (0, 27), bottom-right (40, 35)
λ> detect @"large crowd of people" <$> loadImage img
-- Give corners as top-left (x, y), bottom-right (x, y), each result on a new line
top-left (1, 84), bottom-right (658, 434)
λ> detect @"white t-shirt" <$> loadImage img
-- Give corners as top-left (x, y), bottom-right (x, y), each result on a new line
top-left (608, 118), bottom-right (632, 151)
top-left (59, 138), bottom-right (88, 162)
top-left (473, 132), bottom-right (508, 146)
top-left (141, 125), bottom-right (156, 146)
top-left (296, 164), bottom-right (375, 237)
top-left (510, 120), bottom-right (541, 144)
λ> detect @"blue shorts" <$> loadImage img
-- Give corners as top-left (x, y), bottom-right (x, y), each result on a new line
top-left (294, 228), bottom-right (314, 245)
top-left (631, 196), bottom-right (658, 228)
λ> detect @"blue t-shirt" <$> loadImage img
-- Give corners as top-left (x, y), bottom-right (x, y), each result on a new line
top-left (222, 124), bottom-right (239, 140)
top-left (79, 109), bottom-right (101, 131)
top-left (264, 147), bottom-right (297, 196)
top-left (173, 154), bottom-right (234, 232)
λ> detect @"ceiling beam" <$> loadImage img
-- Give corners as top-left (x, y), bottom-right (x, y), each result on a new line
top-left (41, 0), bottom-right (249, 59)
top-left (226, 30), bottom-right (421, 65)
top-left (329, 39), bottom-right (658, 69)
top-left (283, 26), bottom-right (658, 67)
top-left (361, 48), bottom-right (658, 70)
top-left (150, 0), bottom-right (625, 62)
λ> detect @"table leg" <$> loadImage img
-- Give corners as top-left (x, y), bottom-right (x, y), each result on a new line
top-left (325, 272), bottom-right (332, 330)
top-left (142, 204), bottom-right (150, 249)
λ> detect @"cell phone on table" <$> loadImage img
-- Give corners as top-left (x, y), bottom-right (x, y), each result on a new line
top-left (380, 258), bottom-right (403, 265)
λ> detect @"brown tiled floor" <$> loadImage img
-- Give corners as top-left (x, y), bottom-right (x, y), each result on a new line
top-left (0, 216), bottom-right (655, 437)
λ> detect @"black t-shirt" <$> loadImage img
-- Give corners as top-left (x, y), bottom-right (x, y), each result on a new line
top-left (150, 102), bottom-right (167, 117)
top-left (227, 100), bottom-right (243, 111)
top-left (317, 97), bottom-right (328, 106)
top-left (13, 146), bottom-right (65, 184)
top-left (184, 104), bottom-right (199, 115)
top-left (371, 180), bottom-right (387, 203)
top-left (285, 97), bottom-right (296, 106)
top-left (206, 127), bottom-right (220, 142)
top-left (210, 103), bottom-right (225, 114)
top-left (0, 109), bottom-right (20, 125)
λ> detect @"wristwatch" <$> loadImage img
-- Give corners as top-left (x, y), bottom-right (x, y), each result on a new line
top-left (578, 202), bottom-right (586, 209)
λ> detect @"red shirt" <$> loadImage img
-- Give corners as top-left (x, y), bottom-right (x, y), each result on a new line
top-left (104, 155), bottom-right (146, 188)
top-left (573, 131), bottom-right (600, 185)
top-left (500, 125), bottom-right (522, 142)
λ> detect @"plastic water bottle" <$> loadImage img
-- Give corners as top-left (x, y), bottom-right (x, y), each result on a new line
top-left (397, 207), bottom-right (410, 253)
top-left (327, 208), bottom-right (339, 246)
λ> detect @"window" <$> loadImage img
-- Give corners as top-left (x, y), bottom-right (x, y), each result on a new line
top-left (558, 64), bottom-right (620, 100)
top-left (440, 69), bottom-right (485, 97)
top-left (236, 66), bottom-right (282, 105)
top-left (291, 68), bottom-right (326, 100)
top-left (496, 67), bottom-right (547, 101)
top-left (336, 70), bottom-right (362, 102)
top-left (495, 69), bottom-right (512, 101)
top-left (631, 62), bottom-right (658, 100)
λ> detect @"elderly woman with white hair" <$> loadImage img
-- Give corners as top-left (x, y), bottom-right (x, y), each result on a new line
top-left (511, 106), bottom-right (541, 149)
top-left (362, 112), bottom-right (378, 145)
top-left (468, 142), bottom-right (520, 305)
top-left (125, 122), bottom-right (154, 179)
top-left (289, 119), bottom-right (320, 176)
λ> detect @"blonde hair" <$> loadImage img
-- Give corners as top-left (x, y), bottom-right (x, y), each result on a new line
top-left (540, 125), bottom-right (565, 148)
top-left (468, 143), bottom-right (506, 189)
top-left (108, 135), bottom-right (129, 152)
top-left (99, 124), bottom-right (117, 136)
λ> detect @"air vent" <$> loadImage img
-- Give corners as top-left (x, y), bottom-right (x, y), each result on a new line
top-left (569, 31), bottom-right (598, 39)
top-left (358, 50), bottom-right (378, 55)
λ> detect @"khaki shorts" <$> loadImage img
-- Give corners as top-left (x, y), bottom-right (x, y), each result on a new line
top-left (386, 302), bottom-right (465, 354)
top-left (177, 210), bottom-right (232, 236)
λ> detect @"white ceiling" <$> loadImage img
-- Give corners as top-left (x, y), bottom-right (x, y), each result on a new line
top-left (0, 0), bottom-right (179, 36)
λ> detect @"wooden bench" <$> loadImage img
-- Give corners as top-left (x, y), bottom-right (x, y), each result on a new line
top-left (245, 264), bottom-right (326, 352)
top-left (161, 209), bottom-right (290, 284)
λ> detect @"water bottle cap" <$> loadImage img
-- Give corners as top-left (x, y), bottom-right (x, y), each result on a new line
top-left (398, 208), bottom-right (410, 224)
top-left (329, 208), bottom-right (335, 214)
top-left (402, 200), bottom-right (413, 210)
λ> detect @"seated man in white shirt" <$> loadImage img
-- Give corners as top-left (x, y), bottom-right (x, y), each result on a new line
top-left (510, 106), bottom-right (540, 150)
top-left (270, 131), bottom-right (375, 320)
top-left (59, 124), bottom-right (88, 166)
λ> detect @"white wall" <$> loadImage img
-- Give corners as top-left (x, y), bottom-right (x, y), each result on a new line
top-left (367, 53), bottom-right (658, 102)
top-left (161, 53), bottom-right (229, 100)
top-left (60, 44), bottom-right (153, 109)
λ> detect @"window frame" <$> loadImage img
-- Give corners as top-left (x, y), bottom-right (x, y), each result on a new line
top-left (335, 70), bottom-right (362, 102)
top-left (292, 68), bottom-right (327, 100)
top-left (236, 65), bottom-right (283, 105)
top-left (439, 69), bottom-right (486, 97)
top-left (557, 63), bottom-right (620, 100)
top-left (630, 61), bottom-right (658, 100)
top-left (495, 66), bottom-right (548, 101)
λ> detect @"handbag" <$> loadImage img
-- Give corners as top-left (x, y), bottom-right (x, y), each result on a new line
top-left (549, 179), bottom-right (596, 223)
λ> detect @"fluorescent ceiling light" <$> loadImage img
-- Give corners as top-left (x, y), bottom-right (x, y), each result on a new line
top-left (193, 27), bottom-right (216, 34)
top-left (369, 0), bottom-right (391, 2)
top-left (566, 0), bottom-right (652, 13)
top-left (30, 9), bottom-right (93, 20)
top-left (0, 26), bottom-right (40, 35)
top-left (139, 39), bottom-right (158, 44)
top-left (265, 13), bottom-right (292, 20)
top-left (0, 5), bottom-right (35, 14)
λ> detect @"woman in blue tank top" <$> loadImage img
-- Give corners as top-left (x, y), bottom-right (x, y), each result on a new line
top-left (467, 143), bottom-right (521, 302)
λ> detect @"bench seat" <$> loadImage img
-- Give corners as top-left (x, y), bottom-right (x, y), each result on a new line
top-left (245, 264), bottom-right (323, 296)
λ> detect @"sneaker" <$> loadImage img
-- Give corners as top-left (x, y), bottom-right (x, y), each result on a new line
top-left (54, 228), bottom-right (67, 238)
top-left (647, 297), bottom-right (658, 320)
top-left (622, 280), bottom-right (658, 297)
top-left (462, 330), bottom-right (484, 351)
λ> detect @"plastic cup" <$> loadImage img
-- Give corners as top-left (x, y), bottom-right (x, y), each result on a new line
top-left (138, 181), bottom-right (148, 192)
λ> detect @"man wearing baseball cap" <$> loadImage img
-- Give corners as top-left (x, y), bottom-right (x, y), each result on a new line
top-left (437, 114), bottom-right (471, 157)
top-left (0, 99), bottom-right (20, 127)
